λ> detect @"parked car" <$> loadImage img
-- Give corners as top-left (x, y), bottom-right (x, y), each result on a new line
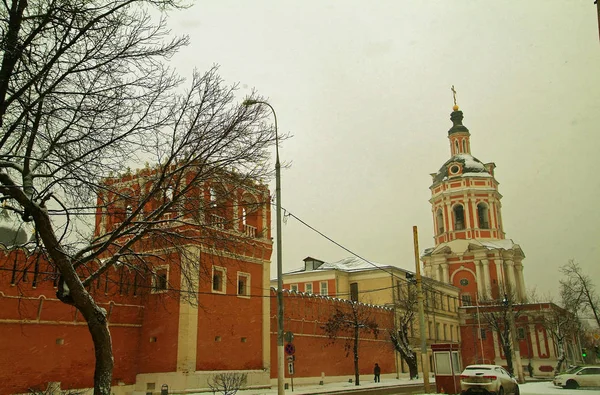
top-left (553, 365), bottom-right (600, 389)
top-left (460, 364), bottom-right (519, 395)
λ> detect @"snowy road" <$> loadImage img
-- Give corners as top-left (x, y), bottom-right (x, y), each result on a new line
top-left (519, 381), bottom-right (599, 395)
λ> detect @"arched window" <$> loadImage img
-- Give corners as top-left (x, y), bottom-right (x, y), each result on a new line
top-left (454, 140), bottom-right (459, 154)
top-left (477, 202), bottom-right (489, 229)
top-left (462, 140), bottom-right (467, 153)
top-left (241, 194), bottom-right (260, 237)
top-left (436, 209), bottom-right (444, 235)
top-left (453, 204), bottom-right (465, 230)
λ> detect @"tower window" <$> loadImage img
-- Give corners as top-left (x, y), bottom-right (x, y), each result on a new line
top-left (453, 205), bottom-right (465, 230)
top-left (462, 140), bottom-right (467, 153)
top-left (436, 209), bottom-right (444, 234)
top-left (454, 140), bottom-right (459, 154)
top-left (477, 203), bottom-right (490, 229)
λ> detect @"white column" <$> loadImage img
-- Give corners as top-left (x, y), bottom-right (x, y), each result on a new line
top-left (463, 194), bottom-right (471, 230)
top-left (442, 263), bottom-right (449, 283)
top-left (495, 259), bottom-right (504, 293)
top-left (517, 263), bottom-right (526, 302)
top-left (176, 246), bottom-right (200, 373)
top-left (433, 264), bottom-right (441, 281)
top-left (492, 330), bottom-right (502, 364)
top-left (446, 201), bottom-right (453, 232)
top-left (482, 259), bottom-right (491, 299)
top-left (529, 324), bottom-right (539, 358)
top-left (474, 260), bottom-right (483, 299)
top-left (506, 260), bottom-right (517, 296)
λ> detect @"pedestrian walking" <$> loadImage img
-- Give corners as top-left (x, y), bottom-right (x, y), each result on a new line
top-left (374, 363), bottom-right (381, 383)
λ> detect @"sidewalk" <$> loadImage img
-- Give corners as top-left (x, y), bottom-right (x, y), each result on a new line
top-left (231, 377), bottom-right (427, 395)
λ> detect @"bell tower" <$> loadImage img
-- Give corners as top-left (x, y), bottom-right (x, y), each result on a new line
top-left (422, 90), bottom-right (527, 304)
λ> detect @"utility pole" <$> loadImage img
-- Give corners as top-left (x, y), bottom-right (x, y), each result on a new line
top-left (413, 226), bottom-right (430, 393)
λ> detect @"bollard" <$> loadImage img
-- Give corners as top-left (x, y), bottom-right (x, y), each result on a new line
top-left (319, 372), bottom-right (325, 385)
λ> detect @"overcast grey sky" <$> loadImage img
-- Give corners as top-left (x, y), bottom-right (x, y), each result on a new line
top-left (167, 1), bottom-right (600, 299)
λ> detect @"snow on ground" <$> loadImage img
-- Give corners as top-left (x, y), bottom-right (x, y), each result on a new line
top-left (199, 378), bottom-right (598, 395)
top-left (519, 380), bottom-right (599, 395)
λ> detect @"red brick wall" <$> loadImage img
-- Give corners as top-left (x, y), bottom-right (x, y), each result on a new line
top-left (196, 255), bottom-right (265, 370)
top-left (270, 291), bottom-right (395, 379)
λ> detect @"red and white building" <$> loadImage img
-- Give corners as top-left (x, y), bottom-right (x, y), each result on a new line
top-left (422, 104), bottom-right (581, 376)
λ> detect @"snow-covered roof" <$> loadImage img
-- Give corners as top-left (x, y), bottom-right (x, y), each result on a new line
top-left (432, 153), bottom-right (492, 184)
top-left (422, 238), bottom-right (524, 257)
top-left (286, 256), bottom-right (394, 275)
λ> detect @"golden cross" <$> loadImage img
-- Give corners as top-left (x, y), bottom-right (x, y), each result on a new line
top-left (451, 85), bottom-right (457, 106)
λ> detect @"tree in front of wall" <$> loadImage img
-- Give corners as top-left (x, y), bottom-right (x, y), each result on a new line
top-left (389, 280), bottom-right (419, 379)
top-left (322, 300), bottom-right (380, 386)
top-left (0, 1), bottom-right (277, 394)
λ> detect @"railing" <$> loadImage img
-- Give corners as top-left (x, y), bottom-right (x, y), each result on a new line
top-left (243, 224), bottom-right (257, 238)
top-left (209, 214), bottom-right (226, 229)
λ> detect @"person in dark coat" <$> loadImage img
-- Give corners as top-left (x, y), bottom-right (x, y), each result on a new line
top-left (374, 363), bottom-right (381, 382)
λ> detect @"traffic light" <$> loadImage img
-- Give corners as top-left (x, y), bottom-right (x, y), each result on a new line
top-left (582, 348), bottom-right (587, 358)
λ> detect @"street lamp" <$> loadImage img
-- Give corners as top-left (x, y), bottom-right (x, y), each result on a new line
top-left (243, 99), bottom-right (285, 395)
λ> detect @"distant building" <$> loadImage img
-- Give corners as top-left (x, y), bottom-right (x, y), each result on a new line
top-left (275, 256), bottom-right (461, 376)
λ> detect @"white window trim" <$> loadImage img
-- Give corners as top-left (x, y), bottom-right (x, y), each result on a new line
top-left (212, 265), bottom-right (227, 294)
top-left (290, 284), bottom-right (299, 292)
top-left (320, 281), bottom-right (328, 296)
top-left (237, 271), bottom-right (251, 298)
top-left (304, 283), bottom-right (313, 294)
top-left (151, 265), bottom-right (169, 294)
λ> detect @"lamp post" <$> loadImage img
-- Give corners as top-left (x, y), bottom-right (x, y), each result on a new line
top-left (243, 99), bottom-right (284, 395)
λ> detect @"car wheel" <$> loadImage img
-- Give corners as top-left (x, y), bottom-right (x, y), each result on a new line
top-left (513, 385), bottom-right (520, 395)
top-left (566, 380), bottom-right (579, 389)
top-left (498, 386), bottom-right (504, 395)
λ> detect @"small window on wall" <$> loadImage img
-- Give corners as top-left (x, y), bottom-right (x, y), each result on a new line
top-left (461, 294), bottom-right (472, 306)
top-left (517, 327), bottom-right (526, 340)
top-left (350, 282), bottom-right (359, 302)
top-left (320, 281), bottom-right (328, 296)
top-left (479, 328), bottom-right (487, 340)
top-left (290, 284), bottom-right (298, 292)
top-left (151, 266), bottom-right (168, 293)
top-left (212, 266), bottom-right (226, 293)
top-left (237, 272), bottom-right (250, 297)
top-left (305, 283), bottom-right (313, 293)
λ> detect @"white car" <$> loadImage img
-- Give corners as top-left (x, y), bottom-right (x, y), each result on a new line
top-left (460, 364), bottom-right (519, 395)
top-left (553, 365), bottom-right (600, 389)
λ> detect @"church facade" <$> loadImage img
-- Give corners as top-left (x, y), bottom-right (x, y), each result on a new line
top-left (422, 102), bottom-right (581, 377)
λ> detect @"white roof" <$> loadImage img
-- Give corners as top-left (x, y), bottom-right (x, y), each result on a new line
top-left (424, 238), bottom-right (523, 257)
top-left (286, 256), bottom-right (395, 275)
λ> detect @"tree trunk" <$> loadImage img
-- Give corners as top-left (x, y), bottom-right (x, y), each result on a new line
top-left (354, 326), bottom-right (360, 386)
top-left (503, 342), bottom-right (513, 374)
top-left (34, 207), bottom-right (114, 394)
top-left (408, 357), bottom-right (418, 380)
top-left (554, 338), bottom-right (565, 373)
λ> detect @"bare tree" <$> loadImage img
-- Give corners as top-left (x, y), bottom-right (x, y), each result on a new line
top-left (560, 260), bottom-right (600, 328)
top-left (476, 290), bottom-right (524, 376)
top-left (0, 1), bottom-right (277, 394)
top-left (389, 281), bottom-right (419, 379)
top-left (322, 300), bottom-right (380, 386)
top-left (208, 372), bottom-right (248, 395)
top-left (534, 288), bottom-right (582, 373)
